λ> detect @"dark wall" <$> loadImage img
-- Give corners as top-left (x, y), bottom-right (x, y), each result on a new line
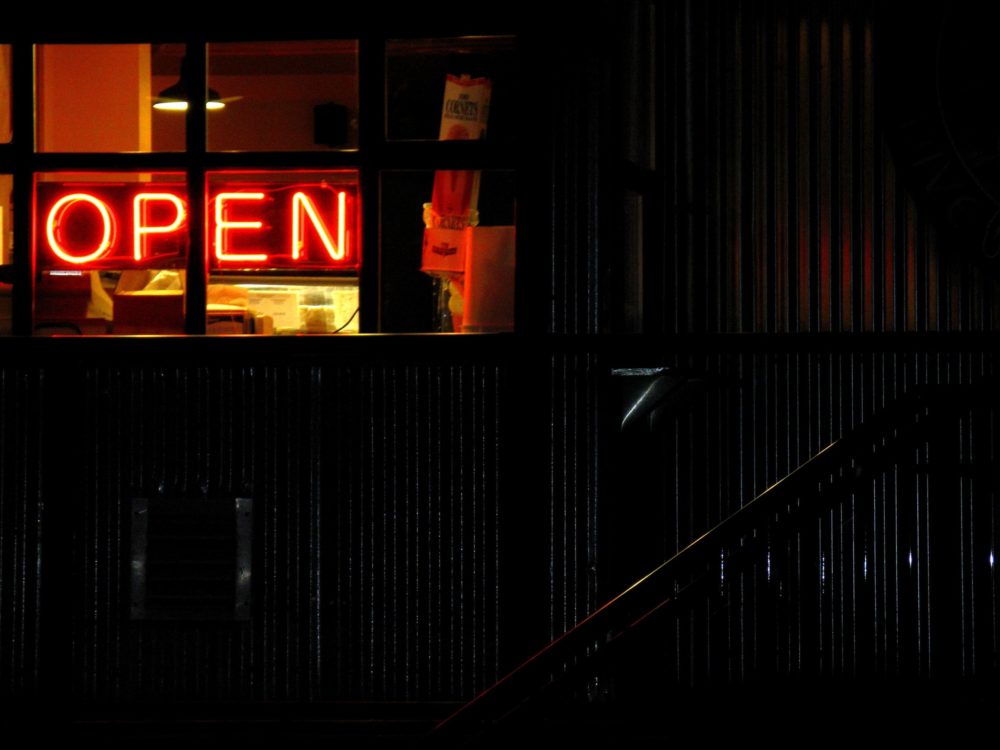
top-left (1, 340), bottom-right (522, 707)
top-left (541, 0), bottom-right (1000, 685)
top-left (4, 2), bottom-right (1000, 720)
top-left (0, 369), bottom-right (43, 697)
top-left (3, 335), bottom-right (998, 710)
top-left (604, 340), bottom-right (1000, 686)
top-left (542, 1), bottom-right (1000, 335)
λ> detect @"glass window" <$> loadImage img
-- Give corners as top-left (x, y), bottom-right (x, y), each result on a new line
top-left (207, 40), bottom-right (359, 152)
top-left (381, 169), bottom-right (515, 332)
top-left (37, 45), bottom-right (184, 153)
top-left (13, 33), bottom-right (518, 336)
top-left (621, 190), bottom-right (644, 332)
top-left (34, 172), bottom-right (187, 335)
top-left (0, 45), bottom-right (10, 144)
top-left (206, 170), bottom-right (360, 334)
top-left (622, 2), bottom-right (657, 170)
top-left (385, 36), bottom-right (516, 145)
top-left (0, 174), bottom-right (10, 335)
top-left (0, 174), bottom-right (11, 265)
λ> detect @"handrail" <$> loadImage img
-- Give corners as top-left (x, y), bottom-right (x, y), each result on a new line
top-left (430, 384), bottom-right (984, 742)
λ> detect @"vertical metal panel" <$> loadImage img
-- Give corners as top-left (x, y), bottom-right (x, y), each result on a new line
top-left (67, 357), bottom-right (503, 704)
top-left (548, 0), bottom-right (1000, 698)
top-left (327, 362), bottom-right (502, 700)
top-left (637, 1), bottom-right (1000, 335)
top-left (0, 368), bottom-right (43, 696)
top-left (3, 339), bottom-right (999, 706)
top-left (73, 364), bottom-right (292, 701)
top-left (548, 353), bottom-right (600, 636)
top-left (602, 343), bottom-right (1000, 688)
top-left (546, 12), bottom-right (615, 336)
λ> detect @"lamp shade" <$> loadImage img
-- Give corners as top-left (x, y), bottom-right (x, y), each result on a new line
top-left (153, 80), bottom-right (226, 111)
top-left (153, 55), bottom-right (227, 111)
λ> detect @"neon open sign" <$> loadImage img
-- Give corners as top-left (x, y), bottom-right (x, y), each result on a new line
top-left (35, 173), bottom-right (360, 271)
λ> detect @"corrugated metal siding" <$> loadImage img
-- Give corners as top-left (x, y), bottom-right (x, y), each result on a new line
top-left (541, 10), bottom-right (616, 337)
top-left (537, 0), bottom-right (1000, 679)
top-left (327, 363), bottom-right (502, 700)
top-left (0, 368), bottom-right (43, 697)
top-left (4, 1), bottom-right (1000, 715)
top-left (604, 344), bottom-right (1000, 685)
top-left (589, 1), bottom-right (1000, 335)
top-left (68, 360), bottom-right (502, 703)
top-left (548, 353), bottom-right (600, 638)
top-left (3, 336), bottom-right (998, 707)
top-left (73, 365), bottom-right (311, 701)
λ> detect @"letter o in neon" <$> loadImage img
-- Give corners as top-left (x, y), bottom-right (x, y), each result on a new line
top-left (46, 193), bottom-right (116, 264)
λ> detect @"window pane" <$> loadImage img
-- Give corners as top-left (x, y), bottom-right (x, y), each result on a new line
top-left (207, 277), bottom-right (359, 335)
top-left (34, 172), bottom-right (187, 335)
top-left (0, 174), bottom-right (11, 265)
top-left (386, 36), bottom-right (516, 144)
top-left (37, 45), bottom-right (184, 153)
top-left (207, 41), bottom-right (359, 152)
top-left (0, 174), bottom-right (10, 335)
top-left (207, 170), bottom-right (360, 335)
top-left (0, 45), bottom-right (10, 144)
top-left (623, 2), bottom-right (657, 170)
top-left (621, 190), bottom-right (644, 332)
top-left (381, 169), bottom-right (515, 332)
top-left (149, 43), bottom-right (192, 151)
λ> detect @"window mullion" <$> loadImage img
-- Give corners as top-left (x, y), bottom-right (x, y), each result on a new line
top-left (11, 42), bottom-right (34, 336)
top-left (358, 32), bottom-right (383, 333)
top-left (184, 39), bottom-right (208, 335)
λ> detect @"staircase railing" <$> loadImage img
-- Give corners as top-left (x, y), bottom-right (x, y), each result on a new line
top-left (430, 384), bottom-right (984, 742)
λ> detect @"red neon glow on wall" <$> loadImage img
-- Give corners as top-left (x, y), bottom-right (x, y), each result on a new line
top-left (35, 173), bottom-right (360, 271)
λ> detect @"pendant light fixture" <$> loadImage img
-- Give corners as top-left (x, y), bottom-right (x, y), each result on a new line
top-left (153, 54), bottom-right (229, 112)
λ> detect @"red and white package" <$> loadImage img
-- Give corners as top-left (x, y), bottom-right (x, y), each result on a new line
top-left (429, 74), bottom-right (491, 225)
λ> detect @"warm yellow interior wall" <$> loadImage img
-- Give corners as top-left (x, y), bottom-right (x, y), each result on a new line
top-left (38, 44), bottom-right (151, 152)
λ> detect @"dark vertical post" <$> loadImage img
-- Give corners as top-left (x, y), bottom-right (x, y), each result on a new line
top-left (11, 42), bottom-right (34, 336)
top-left (895, 390), bottom-right (920, 676)
top-left (358, 32), bottom-right (382, 333)
top-left (514, 24), bottom-right (550, 335)
top-left (185, 39), bottom-right (207, 335)
top-left (928, 392), bottom-right (962, 679)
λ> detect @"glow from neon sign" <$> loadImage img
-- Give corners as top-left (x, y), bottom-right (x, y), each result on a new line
top-left (133, 193), bottom-right (186, 261)
top-left (214, 192), bottom-right (268, 263)
top-left (337, 191), bottom-right (347, 261)
top-left (45, 193), bottom-right (116, 265)
top-left (291, 190), bottom-right (346, 261)
top-left (37, 175), bottom-right (359, 270)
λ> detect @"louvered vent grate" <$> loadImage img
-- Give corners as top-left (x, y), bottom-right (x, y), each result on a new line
top-left (130, 497), bottom-right (252, 621)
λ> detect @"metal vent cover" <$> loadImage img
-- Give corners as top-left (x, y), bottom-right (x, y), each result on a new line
top-left (130, 497), bottom-right (252, 621)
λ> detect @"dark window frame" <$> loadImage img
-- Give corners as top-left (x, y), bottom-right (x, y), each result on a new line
top-left (0, 23), bottom-right (521, 335)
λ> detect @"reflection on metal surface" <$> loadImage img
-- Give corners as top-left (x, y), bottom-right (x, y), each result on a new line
top-left (618, 372), bottom-right (683, 431)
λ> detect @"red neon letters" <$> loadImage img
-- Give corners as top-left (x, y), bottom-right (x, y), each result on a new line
top-left (133, 193), bottom-right (186, 262)
top-left (46, 193), bottom-right (118, 265)
top-left (36, 177), bottom-right (359, 271)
